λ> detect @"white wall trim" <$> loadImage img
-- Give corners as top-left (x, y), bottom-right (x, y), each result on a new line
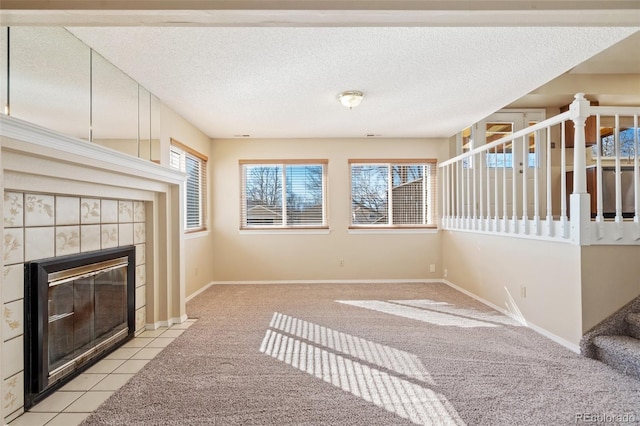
top-left (442, 279), bottom-right (580, 353)
top-left (1, 114), bottom-right (186, 186)
top-left (186, 282), bottom-right (215, 302)
top-left (186, 279), bottom-right (440, 301)
top-left (207, 279), bottom-right (440, 286)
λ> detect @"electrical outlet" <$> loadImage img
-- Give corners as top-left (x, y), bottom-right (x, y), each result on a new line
top-left (444, 269), bottom-right (448, 278)
top-left (429, 264), bottom-right (436, 273)
top-left (339, 259), bottom-right (344, 267)
top-left (521, 286), bottom-right (527, 298)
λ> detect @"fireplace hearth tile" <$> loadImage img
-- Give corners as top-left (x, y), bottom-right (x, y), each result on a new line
top-left (138, 329), bottom-right (165, 338)
top-left (104, 347), bottom-right (141, 360)
top-left (131, 347), bottom-right (163, 360)
top-left (146, 337), bottom-right (175, 348)
top-left (83, 359), bottom-right (125, 375)
top-left (122, 337), bottom-right (153, 348)
top-left (160, 329), bottom-right (185, 338)
top-left (45, 412), bottom-right (90, 426)
top-left (63, 391), bottom-right (113, 413)
top-left (59, 374), bottom-right (107, 392)
top-left (29, 391), bottom-right (83, 413)
top-left (6, 412), bottom-right (55, 426)
top-left (90, 373), bottom-right (134, 391)
top-left (112, 359), bottom-right (150, 374)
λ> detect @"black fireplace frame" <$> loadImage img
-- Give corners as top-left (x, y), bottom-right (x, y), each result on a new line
top-left (24, 246), bottom-right (136, 408)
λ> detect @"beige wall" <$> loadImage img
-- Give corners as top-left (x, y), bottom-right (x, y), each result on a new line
top-left (442, 230), bottom-right (583, 346)
top-left (160, 104), bottom-right (215, 297)
top-left (210, 137), bottom-right (448, 282)
top-left (581, 245), bottom-right (640, 332)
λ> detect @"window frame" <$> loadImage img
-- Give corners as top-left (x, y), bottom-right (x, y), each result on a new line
top-left (239, 159), bottom-right (329, 230)
top-left (349, 159), bottom-right (437, 229)
top-left (170, 138), bottom-right (208, 233)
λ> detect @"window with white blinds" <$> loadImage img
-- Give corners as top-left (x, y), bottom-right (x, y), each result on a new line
top-left (350, 160), bottom-right (437, 227)
top-left (170, 139), bottom-right (208, 232)
top-left (240, 160), bottom-right (327, 229)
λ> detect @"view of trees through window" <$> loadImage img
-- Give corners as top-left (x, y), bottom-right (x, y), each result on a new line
top-left (351, 162), bottom-right (435, 226)
top-left (592, 127), bottom-right (639, 158)
top-left (242, 162), bottom-right (325, 227)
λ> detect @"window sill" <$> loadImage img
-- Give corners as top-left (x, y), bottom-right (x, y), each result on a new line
top-left (348, 227), bottom-right (439, 235)
top-left (185, 229), bottom-right (210, 239)
top-left (239, 228), bottom-right (330, 235)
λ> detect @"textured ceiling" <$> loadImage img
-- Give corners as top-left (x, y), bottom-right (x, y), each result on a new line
top-left (3, 3), bottom-right (640, 139)
top-left (65, 26), bottom-right (638, 139)
top-left (69, 27), bottom-right (635, 138)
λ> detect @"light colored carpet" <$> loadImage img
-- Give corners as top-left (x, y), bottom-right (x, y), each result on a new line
top-left (81, 283), bottom-right (640, 425)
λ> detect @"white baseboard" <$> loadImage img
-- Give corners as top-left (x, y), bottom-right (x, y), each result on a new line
top-left (207, 278), bottom-right (440, 286)
top-left (145, 314), bottom-right (189, 330)
top-left (186, 282), bottom-right (215, 302)
top-left (185, 279), bottom-right (439, 302)
top-left (442, 279), bottom-right (580, 354)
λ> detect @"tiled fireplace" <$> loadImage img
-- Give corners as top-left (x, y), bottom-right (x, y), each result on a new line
top-left (1, 115), bottom-right (186, 424)
top-left (3, 192), bottom-right (148, 416)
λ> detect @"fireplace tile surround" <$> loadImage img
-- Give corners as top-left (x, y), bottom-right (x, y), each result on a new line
top-left (1, 114), bottom-right (187, 424)
top-left (3, 191), bottom-right (148, 420)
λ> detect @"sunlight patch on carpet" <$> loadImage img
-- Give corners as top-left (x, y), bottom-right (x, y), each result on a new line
top-left (267, 311), bottom-right (434, 384)
top-left (389, 299), bottom-right (521, 327)
top-left (259, 313), bottom-right (466, 426)
top-left (336, 300), bottom-right (499, 328)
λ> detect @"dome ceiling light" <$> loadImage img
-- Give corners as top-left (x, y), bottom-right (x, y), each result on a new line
top-left (338, 90), bottom-right (364, 109)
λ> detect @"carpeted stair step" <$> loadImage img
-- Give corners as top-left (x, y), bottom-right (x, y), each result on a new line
top-left (593, 335), bottom-right (640, 380)
top-left (626, 313), bottom-right (640, 339)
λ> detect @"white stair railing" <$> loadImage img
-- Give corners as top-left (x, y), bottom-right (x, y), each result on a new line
top-left (440, 94), bottom-right (640, 245)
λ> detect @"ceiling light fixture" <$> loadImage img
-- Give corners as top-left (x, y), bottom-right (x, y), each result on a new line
top-left (338, 91), bottom-right (364, 109)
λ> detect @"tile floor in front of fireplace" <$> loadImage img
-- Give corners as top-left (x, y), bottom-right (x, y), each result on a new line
top-left (8, 319), bottom-right (197, 426)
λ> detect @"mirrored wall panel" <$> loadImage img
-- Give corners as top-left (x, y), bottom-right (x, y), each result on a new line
top-left (9, 27), bottom-right (91, 140)
top-left (91, 50), bottom-right (139, 153)
top-left (1, 27), bottom-right (164, 163)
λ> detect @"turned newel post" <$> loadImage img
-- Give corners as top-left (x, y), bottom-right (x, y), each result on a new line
top-left (569, 93), bottom-right (592, 245)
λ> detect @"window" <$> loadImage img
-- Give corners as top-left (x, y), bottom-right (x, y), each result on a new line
top-left (592, 127), bottom-right (639, 158)
top-left (350, 160), bottom-right (437, 227)
top-left (240, 160), bottom-right (327, 229)
top-left (170, 139), bottom-right (207, 232)
top-left (484, 121), bottom-right (538, 168)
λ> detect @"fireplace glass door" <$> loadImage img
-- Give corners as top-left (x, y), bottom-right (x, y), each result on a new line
top-left (47, 257), bottom-right (128, 381)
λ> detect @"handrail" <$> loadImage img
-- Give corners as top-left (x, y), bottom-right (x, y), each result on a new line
top-left (439, 97), bottom-right (640, 245)
top-left (439, 111), bottom-right (572, 167)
